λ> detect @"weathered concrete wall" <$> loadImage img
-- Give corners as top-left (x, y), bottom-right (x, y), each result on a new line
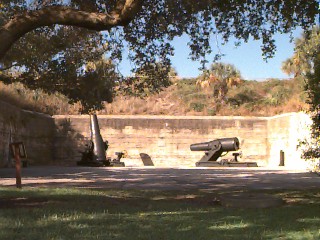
top-left (0, 100), bottom-right (54, 167)
top-left (53, 114), bottom-right (293, 167)
top-left (0, 100), bottom-right (311, 169)
top-left (267, 113), bottom-right (311, 169)
top-left (53, 116), bottom-right (90, 166)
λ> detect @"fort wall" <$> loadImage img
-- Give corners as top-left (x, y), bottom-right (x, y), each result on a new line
top-left (0, 100), bottom-right (311, 168)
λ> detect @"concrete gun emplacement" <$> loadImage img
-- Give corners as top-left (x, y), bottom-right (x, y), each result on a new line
top-left (190, 137), bottom-right (240, 167)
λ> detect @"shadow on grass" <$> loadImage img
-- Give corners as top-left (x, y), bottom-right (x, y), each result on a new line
top-left (0, 187), bottom-right (319, 240)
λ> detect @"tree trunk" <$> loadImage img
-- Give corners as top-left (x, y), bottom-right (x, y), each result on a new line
top-left (0, 0), bottom-right (142, 60)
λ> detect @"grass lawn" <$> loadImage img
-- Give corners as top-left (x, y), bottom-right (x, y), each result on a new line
top-left (0, 187), bottom-right (319, 240)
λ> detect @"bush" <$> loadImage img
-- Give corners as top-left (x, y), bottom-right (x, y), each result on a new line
top-left (189, 102), bottom-right (205, 112)
top-left (226, 81), bottom-right (263, 107)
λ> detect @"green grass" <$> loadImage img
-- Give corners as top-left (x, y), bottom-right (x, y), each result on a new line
top-left (0, 188), bottom-right (319, 240)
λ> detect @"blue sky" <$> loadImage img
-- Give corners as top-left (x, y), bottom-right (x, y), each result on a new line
top-left (170, 30), bottom-right (301, 80)
top-left (119, 29), bottom-right (303, 81)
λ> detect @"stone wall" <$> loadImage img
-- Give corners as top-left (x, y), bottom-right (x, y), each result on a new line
top-left (267, 113), bottom-right (311, 169)
top-left (54, 115), bottom-right (268, 167)
top-left (0, 100), bottom-right (311, 169)
top-left (53, 113), bottom-right (310, 168)
top-left (0, 100), bottom-right (54, 167)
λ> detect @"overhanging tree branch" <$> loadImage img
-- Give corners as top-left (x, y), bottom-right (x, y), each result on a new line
top-left (0, 62), bottom-right (19, 71)
top-left (0, 0), bottom-right (142, 60)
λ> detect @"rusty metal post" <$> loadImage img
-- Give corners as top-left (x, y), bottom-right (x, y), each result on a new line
top-left (14, 145), bottom-right (22, 188)
top-left (279, 150), bottom-right (285, 166)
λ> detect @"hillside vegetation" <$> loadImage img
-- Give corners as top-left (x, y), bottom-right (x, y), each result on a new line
top-left (0, 77), bottom-right (308, 116)
top-left (0, 81), bottom-right (82, 115)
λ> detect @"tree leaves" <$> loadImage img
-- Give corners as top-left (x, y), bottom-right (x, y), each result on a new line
top-left (282, 27), bottom-right (320, 77)
top-left (0, 0), bottom-right (318, 112)
top-left (117, 62), bottom-right (172, 97)
top-left (287, 27), bottom-right (320, 168)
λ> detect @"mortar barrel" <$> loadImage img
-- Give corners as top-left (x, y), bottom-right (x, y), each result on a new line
top-left (219, 137), bottom-right (240, 151)
top-left (190, 137), bottom-right (240, 152)
top-left (90, 114), bottom-right (107, 161)
top-left (190, 140), bottom-right (219, 151)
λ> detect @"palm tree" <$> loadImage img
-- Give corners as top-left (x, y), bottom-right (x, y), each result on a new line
top-left (281, 58), bottom-right (298, 76)
top-left (209, 62), bottom-right (242, 99)
top-left (282, 27), bottom-right (320, 78)
top-left (210, 62), bottom-right (241, 81)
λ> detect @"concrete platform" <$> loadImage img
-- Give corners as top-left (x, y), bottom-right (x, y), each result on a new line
top-left (0, 166), bottom-right (319, 192)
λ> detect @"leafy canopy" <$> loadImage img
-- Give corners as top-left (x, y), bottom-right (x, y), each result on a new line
top-left (0, 0), bottom-right (318, 111)
top-left (281, 27), bottom-right (320, 77)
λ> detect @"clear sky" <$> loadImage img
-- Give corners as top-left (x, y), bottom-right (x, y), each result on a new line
top-left (169, 30), bottom-right (301, 80)
top-left (118, 29), bottom-right (303, 81)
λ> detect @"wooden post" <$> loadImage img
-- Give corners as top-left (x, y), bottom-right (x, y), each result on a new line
top-left (10, 142), bottom-right (26, 189)
top-left (279, 150), bottom-right (285, 166)
top-left (14, 144), bottom-right (22, 188)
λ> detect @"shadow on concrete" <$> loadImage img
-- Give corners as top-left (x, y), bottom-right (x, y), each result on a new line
top-left (0, 167), bottom-right (319, 192)
top-left (54, 118), bottom-right (88, 166)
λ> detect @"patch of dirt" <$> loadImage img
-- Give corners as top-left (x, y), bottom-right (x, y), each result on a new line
top-left (218, 193), bottom-right (285, 208)
top-left (0, 197), bottom-right (51, 208)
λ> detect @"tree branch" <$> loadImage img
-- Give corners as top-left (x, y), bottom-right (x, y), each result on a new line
top-left (0, 0), bottom-right (142, 60)
top-left (0, 62), bottom-right (18, 71)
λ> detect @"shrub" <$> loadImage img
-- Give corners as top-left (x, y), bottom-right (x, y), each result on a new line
top-left (189, 102), bottom-right (205, 112)
top-left (227, 84), bottom-right (262, 107)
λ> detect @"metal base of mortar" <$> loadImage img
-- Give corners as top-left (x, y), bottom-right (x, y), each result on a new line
top-left (110, 161), bottom-right (125, 167)
top-left (196, 161), bottom-right (258, 167)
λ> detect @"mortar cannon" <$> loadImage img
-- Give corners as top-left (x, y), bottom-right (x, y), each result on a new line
top-left (77, 114), bottom-right (125, 167)
top-left (190, 137), bottom-right (240, 167)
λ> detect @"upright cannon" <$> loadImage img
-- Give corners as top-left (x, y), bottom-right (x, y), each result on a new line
top-left (77, 114), bottom-right (125, 167)
top-left (190, 137), bottom-right (240, 167)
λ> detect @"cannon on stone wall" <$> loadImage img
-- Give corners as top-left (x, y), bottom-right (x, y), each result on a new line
top-left (190, 137), bottom-right (240, 167)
